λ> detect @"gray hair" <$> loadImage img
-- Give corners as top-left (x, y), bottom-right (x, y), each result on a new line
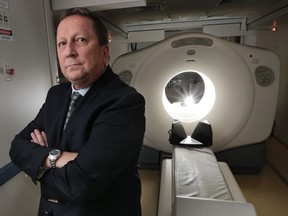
top-left (59, 7), bottom-right (108, 45)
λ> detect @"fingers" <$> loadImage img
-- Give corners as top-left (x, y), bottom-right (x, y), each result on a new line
top-left (30, 131), bottom-right (38, 143)
top-left (41, 131), bottom-right (48, 146)
top-left (31, 129), bottom-right (48, 147)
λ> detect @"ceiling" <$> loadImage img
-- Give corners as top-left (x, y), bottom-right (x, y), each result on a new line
top-left (99, 0), bottom-right (288, 35)
top-left (52, 0), bottom-right (288, 38)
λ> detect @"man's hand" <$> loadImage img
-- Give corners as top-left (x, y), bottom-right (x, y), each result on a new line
top-left (31, 129), bottom-right (47, 147)
top-left (56, 152), bottom-right (78, 168)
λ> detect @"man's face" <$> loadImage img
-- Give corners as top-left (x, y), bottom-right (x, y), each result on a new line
top-left (57, 15), bottom-right (109, 89)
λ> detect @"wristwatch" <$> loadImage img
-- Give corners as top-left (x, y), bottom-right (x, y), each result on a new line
top-left (48, 149), bottom-right (61, 168)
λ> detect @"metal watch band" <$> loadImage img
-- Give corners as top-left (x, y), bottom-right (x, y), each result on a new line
top-left (49, 159), bottom-right (57, 168)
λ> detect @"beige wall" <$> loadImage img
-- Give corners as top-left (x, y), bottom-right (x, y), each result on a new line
top-left (254, 27), bottom-right (288, 146)
top-left (250, 27), bottom-right (288, 182)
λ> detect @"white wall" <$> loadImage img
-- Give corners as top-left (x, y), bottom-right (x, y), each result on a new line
top-left (0, 0), bottom-right (52, 167)
top-left (0, 0), bottom-right (53, 215)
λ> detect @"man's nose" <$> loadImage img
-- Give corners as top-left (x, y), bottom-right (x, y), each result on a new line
top-left (65, 42), bottom-right (77, 57)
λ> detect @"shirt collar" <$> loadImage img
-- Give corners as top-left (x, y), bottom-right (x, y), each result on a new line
top-left (71, 84), bottom-right (91, 97)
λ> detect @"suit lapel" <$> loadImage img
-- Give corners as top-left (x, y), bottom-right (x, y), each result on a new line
top-left (53, 86), bottom-right (72, 147)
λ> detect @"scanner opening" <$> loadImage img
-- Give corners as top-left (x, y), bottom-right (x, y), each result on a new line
top-left (163, 71), bottom-right (216, 122)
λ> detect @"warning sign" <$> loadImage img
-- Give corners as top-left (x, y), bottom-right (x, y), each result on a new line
top-left (0, 4), bottom-right (12, 41)
top-left (0, 27), bottom-right (12, 40)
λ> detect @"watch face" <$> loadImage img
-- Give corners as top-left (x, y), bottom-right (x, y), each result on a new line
top-left (50, 149), bottom-right (61, 156)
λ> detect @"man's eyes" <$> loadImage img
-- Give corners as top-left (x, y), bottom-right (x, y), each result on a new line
top-left (58, 41), bottom-right (66, 47)
top-left (76, 37), bottom-right (87, 44)
top-left (57, 37), bottom-right (87, 48)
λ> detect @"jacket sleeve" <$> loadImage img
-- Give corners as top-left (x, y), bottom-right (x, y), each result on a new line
top-left (40, 91), bottom-right (145, 202)
top-left (9, 104), bottom-right (52, 184)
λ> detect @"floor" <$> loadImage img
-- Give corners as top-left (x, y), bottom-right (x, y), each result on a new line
top-left (139, 164), bottom-right (288, 216)
top-left (234, 164), bottom-right (288, 216)
top-left (140, 169), bottom-right (160, 216)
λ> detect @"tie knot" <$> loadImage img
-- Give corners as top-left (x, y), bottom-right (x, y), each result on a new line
top-left (71, 92), bottom-right (82, 105)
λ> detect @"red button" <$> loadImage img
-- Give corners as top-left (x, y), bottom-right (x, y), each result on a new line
top-left (9, 68), bottom-right (15, 75)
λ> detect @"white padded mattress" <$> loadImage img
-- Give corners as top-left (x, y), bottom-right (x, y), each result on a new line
top-left (173, 146), bottom-right (233, 200)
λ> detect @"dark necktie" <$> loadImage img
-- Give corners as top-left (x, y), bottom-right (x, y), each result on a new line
top-left (63, 91), bottom-right (82, 130)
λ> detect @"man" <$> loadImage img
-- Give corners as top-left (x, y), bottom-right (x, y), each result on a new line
top-left (9, 7), bottom-right (145, 216)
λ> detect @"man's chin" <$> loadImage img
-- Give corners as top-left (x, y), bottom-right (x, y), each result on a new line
top-left (65, 71), bottom-right (85, 82)
top-left (68, 77), bottom-right (90, 89)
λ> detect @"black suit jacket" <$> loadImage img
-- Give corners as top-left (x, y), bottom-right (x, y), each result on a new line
top-left (10, 66), bottom-right (146, 216)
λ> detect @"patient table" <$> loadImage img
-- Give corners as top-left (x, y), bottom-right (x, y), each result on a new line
top-left (158, 146), bottom-right (257, 216)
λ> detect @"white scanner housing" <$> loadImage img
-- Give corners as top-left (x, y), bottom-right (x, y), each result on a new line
top-left (112, 33), bottom-right (280, 153)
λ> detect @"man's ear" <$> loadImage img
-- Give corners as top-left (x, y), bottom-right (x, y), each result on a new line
top-left (102, 45), bottom-right (110, 65)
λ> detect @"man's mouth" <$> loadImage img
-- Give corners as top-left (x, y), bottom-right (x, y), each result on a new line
top-left (66, 63), bottom-right (82, 69)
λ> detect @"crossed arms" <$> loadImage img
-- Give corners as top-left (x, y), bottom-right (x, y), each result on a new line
top-left (31, 129), bottom-right (77, 168)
